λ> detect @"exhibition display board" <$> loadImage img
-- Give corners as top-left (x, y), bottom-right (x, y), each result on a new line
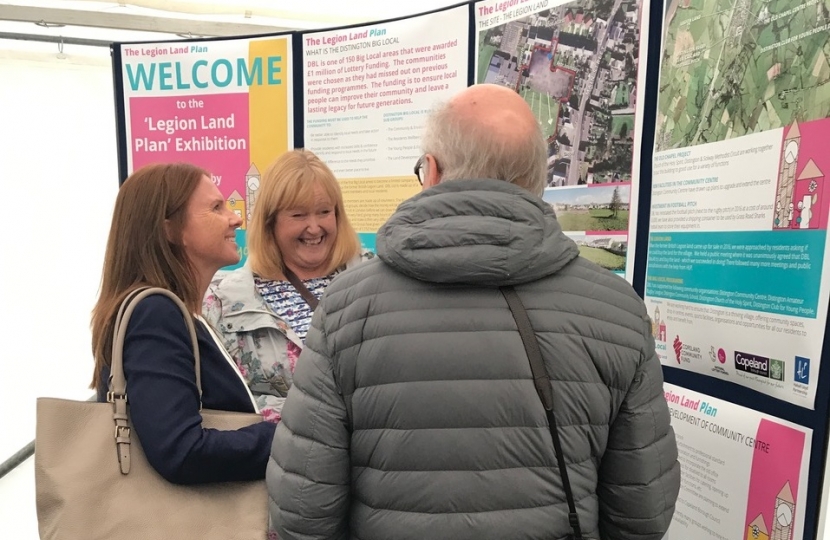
top-left (644, 0), bottom-right (830, 407)
top-left (302, 6), bottom-right (470, 251)
top-left (115, 34), bottom-right (294, 268)
top-left (110, 1), bottom-right (830, 538)
top-left (665, 384), bottom-right (811, 540)
top-left (643, 0), bottom-right (830, 537)
top-left (475, 0), bottom-right (650, 282)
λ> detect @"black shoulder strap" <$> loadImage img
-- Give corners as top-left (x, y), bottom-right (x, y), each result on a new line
top-left (283, 268), bottom-right (320, 310)
top-left (500, 286), bottom-right (583, 540)
top-left (282, 267), bottom-right (355, 429)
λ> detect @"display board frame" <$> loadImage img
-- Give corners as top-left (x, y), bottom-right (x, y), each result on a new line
top-left (109, 1), bottom-right (830, 538)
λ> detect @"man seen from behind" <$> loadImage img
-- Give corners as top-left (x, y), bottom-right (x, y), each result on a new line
top-left (267, 83), bottom-right (681, 540)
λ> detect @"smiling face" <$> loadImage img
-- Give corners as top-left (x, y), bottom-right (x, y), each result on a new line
top-left (274, 182), bottom-right (338, 279)
top-left (180, 175), bottom-right (243, 281)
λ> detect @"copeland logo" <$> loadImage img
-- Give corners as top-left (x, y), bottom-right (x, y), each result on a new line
top-left (734, 351), bottom-right (769, 377)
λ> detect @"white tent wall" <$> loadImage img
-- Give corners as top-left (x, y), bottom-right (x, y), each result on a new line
top-left (0, 3), bottom-right (470, 536)
top-left (0, 39), bottom-right (118, 539)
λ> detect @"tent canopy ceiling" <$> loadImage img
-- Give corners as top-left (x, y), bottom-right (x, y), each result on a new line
top-left (0, 0), bottom-right (466, 42)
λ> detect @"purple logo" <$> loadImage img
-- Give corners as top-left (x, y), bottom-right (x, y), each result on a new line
top-left (717, 348), bottom-right (726, 364)
top-left (735, 351), bottom-right (769, 377)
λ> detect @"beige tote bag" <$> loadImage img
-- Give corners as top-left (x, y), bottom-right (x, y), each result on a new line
top-left (35, 287), bottom-right (268, 540)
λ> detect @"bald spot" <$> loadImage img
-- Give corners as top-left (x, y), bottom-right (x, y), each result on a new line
top-left (448, 84), bottom-right (538, 142)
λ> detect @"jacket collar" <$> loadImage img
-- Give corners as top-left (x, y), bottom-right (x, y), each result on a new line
top-left (377, 179), bottom-right (579, 286)
top-left (211, 252), bottom-right (370, 345)
top-left (210, 261), bottom-right (304, 347)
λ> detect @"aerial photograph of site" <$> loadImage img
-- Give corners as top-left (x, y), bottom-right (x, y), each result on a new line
top-left (656, 0), bottom-right (830, 150)
top-left (478, 0), bottom-right (643, 186)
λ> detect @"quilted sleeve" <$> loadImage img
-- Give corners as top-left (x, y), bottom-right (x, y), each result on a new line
top-left (597, 314), bottom-right (681, 539)
top-left (267, 303), bottom-right (350, 540)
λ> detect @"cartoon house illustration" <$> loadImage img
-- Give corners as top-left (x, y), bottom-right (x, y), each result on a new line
top-left (246, 163), bottom-right (261, 226)
top-left (771, 482), bottom-right (795, 540)
top-left (651, 306), bottom-right (667, 342)
top-left (226, 190), bottom-right (246, 230)
top-left (792, 159), bottom-right (827, 229)
top-left (747, 513), bottom-right (769, 540)
top-left (774, 121), bottom-right (800, 228)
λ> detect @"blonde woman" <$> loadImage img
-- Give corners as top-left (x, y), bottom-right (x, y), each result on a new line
top-left (203, 149), bottom-right (371, 424)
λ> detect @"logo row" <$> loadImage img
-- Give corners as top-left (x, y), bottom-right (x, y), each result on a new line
top-left (670, 335), bottom-right (810, 385)
top-left (734, 351), bottom-right (810, 385)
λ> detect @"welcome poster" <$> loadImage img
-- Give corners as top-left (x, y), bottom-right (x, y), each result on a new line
top-left (119, 37), bottom-right (294, 268)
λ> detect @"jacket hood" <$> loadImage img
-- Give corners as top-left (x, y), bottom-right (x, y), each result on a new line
top-left (376, 179), bottom-right (579, 286)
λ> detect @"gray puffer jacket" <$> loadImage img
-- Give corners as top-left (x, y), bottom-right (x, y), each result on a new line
top-left (268, 179), bottom-right (680, 540)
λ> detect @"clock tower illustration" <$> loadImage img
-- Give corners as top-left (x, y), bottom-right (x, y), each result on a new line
top-left (771, 481), bottom-right (795, 540)
top-left (774, 121), bottom-right (800, 229)
top-left (245, 163), bottom-right (261, 227)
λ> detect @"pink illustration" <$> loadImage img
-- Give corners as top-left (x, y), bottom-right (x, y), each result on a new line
top-left (792, 159), bottom-right (827, 229)
top-left (744, 419), bottom-right (804, 540)
top-left (651, 305), bottom-right (666, 342)
top-left (129, 93), bottom-right (250, 205)
top-left (773, 118), bottom-right (830, 230)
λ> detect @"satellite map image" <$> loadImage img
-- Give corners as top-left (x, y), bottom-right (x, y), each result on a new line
top-left (656, 0), bottom-right (830, 150)
top-left (478, 0), bottom-right (643, 186)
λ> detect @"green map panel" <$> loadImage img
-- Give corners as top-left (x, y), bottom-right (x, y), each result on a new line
top-left (656, 0), bottom-right (830, 150)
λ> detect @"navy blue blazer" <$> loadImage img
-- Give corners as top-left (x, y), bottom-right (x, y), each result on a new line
top-left (97, 294), bottom-right (276, 485)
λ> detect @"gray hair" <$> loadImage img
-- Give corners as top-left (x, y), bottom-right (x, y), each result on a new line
top-left (421, 99), bottom-right (548, 196)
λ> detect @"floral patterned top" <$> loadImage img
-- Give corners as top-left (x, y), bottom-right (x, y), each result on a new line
top-left (203, 252), bottom-right (375, 429)
top-left (253, 275), bottom-right (335, 341)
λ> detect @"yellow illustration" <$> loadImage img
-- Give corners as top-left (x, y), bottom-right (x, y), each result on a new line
top-left (747, 513), bottom-right (769, 540)
top-left (226, 189), bottom-right (246, 230)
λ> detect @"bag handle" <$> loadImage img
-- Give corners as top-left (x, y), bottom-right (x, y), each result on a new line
top-left (107, 287), bottom-right (201, 475)
top-left (110, 287), bottom-right (201, 398)
top-left (283, 268), bottom-right (320, 311)
top-left (500, 286), bottom-right (583, 540)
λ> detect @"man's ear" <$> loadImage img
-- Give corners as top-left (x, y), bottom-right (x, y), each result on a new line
top-left (424, 154), bottom-right (441, 189)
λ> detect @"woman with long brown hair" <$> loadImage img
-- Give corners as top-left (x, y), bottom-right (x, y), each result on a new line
top-left (91, 162), bottom-right (275, 484)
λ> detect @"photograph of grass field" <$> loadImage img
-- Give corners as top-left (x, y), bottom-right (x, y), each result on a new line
top-left (558, 209), bottom-right (630, 231)
top-left (611, 114), bottom-right (634, 138)
top-left (565, 233), bottom-right (627, 272)
top-left (543, 183), bottom-right (631, 232)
